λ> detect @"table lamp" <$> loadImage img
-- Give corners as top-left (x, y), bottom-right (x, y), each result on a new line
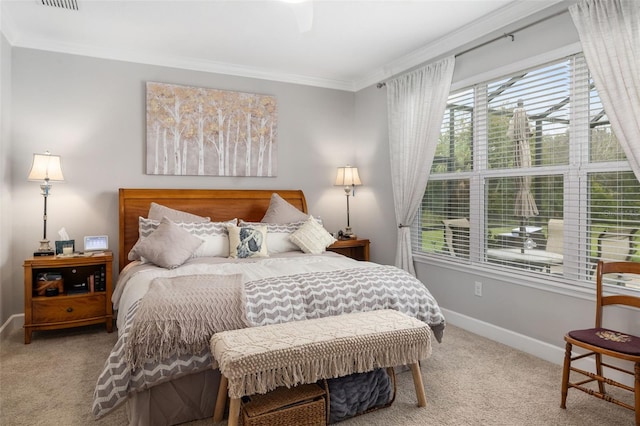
top-left (28, 151), bottom-right (64, 256)
top-left (334, 165), bottom-right (361, 237)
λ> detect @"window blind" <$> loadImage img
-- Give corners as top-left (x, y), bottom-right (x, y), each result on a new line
top-left (413, 53), bottom-right (640, 290)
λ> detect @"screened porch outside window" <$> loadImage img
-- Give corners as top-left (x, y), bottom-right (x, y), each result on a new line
top-left (413, 54), bottom-right (640, 289)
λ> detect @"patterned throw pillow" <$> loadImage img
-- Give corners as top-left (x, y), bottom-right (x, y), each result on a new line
top-left (227, 224), bottom-right (268, 259)
top-left (261, 193), bottom-right (309, 224)
top-left (129, 217), bottom-right (203, 269)
top-left (239, 220), bottom-right (307, 254)
top-left (289, 216), bottom-right (337, 254)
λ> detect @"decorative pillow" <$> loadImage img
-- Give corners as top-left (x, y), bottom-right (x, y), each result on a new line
top-left (129, 217), bottom-right (203, 269)
top-left (261, 193), bottom-right (309, 224)
top-left (129, 217), bottom-right (236, 261)
top-left (239, 220), bottom-right (306, 254)
top-left (289, 216), bottom-right (337, 254)
top-left (227, 224), bottom-right (268, 259)
top-left (148, 202), bottom-right (210, 223)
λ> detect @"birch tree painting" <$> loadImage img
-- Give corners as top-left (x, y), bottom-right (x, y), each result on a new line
top-left (146, 82), bottom-right (278, 176)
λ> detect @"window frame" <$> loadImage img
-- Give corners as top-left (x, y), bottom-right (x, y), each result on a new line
top-left (412, 47), bottom-right (639, 292)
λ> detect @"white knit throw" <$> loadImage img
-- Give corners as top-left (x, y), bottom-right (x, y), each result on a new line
top-left (126, 274), bottom-right (247, 369)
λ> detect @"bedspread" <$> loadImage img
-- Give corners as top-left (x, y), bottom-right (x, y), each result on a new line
top-left (92, 254), bottom-right (445, 419)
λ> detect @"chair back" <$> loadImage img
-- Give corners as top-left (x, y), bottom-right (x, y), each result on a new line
top-left (595, 261), bottom-right (640, 328)
top-left (596, 228), bottom-right (637, 263)
top-left (442, 218), bottom-right (470, 257)
top-left (546, 219), bottom-right (563, 255)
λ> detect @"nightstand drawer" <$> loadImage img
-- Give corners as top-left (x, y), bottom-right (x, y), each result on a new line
top-left (32, 294), bottom-right (106, 323)
top-left (327, 239), bottom-right (370, 261)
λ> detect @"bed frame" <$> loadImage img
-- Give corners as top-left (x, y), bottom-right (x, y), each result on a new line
top-left (119, 188), bottom-right (307, 271)
top-left (116, 188), bottom-right (307, 425)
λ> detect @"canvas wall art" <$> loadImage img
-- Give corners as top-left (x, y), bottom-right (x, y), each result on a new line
top-left (146, 82), bottom-right (278, 177)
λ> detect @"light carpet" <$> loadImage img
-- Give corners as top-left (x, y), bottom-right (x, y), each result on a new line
top-left (0, 323), bottom-right (634, 425)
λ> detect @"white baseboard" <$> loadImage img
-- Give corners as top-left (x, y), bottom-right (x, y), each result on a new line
top-left (442, 308), bottom-right (633, 387)
top-left (0, 314), bottom-right (23, 342)
top-left (442, 308), bottom-right (564, 365)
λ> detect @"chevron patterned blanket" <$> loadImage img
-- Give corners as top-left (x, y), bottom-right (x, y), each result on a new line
top-left (92, 259), bottom-right (445, 419)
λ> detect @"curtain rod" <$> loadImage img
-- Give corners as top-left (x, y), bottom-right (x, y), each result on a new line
top-left (377, 8), bottom-right (569, 89)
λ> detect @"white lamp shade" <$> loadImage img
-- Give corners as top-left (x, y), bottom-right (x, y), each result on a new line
top-left (335, 166), bottom-right (362, 186)
top-left (28, 153), bottom-right (65, 182)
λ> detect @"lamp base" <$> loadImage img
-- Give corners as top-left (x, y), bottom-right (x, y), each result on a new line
top-left (342, 227), bottom-right (357, 239)
top-left (34, 251), bottom-right (54, 257)
top-left (34, 240), bottom-right (54, 257)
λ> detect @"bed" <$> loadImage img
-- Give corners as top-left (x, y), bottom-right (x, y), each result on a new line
top-left (93, 188), bottom-right (445, 425)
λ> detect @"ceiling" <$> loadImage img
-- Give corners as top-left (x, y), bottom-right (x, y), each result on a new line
top-left (1, 0), bottom-right (565, 91)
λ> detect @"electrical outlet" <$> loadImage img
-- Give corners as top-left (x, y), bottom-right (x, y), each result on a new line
top-left (474, 281), bottom-right (482, 297)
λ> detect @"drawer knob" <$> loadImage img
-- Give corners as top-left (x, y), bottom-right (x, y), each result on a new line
top-left (66, 307), bottom-right (73, 313)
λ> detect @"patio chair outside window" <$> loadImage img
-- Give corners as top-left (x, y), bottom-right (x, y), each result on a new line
top-left (546, 219), bottom-right (564, 274)
top-left (591, 228), bottom-right (638, 281)
top-left (443, 218), bottom-right (470, 258)
top-left (596, 228), bottom-right (637, 263)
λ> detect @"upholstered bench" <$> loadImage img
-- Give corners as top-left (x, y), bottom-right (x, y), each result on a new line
top-left (211, 309), bottom-right (432, 426)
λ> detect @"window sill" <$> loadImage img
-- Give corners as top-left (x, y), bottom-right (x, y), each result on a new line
top-left (412, 252), bottom-right (601, 302)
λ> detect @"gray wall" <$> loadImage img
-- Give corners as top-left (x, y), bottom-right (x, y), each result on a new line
top-left (4, 47), bottom-right (397, 324)
top-left (353, 85), bottom-right (396, 266)
top-left (415, 12), bottom-right (592, 359)
top-left (3, 9), bottom-right (630, 370)
top-left (351, 11), bottom-right (619, 366)
top-left (1, 32), bottom-right (13, 328)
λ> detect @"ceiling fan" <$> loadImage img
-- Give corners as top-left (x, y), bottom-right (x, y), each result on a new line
top-left (282, 0), bottom-right (314, 33)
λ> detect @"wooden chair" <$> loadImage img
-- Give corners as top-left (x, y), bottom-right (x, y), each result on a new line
top-left (560, 260), bottom-right (640, 425)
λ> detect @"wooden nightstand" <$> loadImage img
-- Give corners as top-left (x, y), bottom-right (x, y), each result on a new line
top-left (327, 239), bottom-right (370, 261)
top-left (23, 252), bottom-right (113, 344)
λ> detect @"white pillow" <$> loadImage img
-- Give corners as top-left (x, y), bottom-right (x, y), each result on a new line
top-left (227, 224), bottom-right (268, 259)
top-left (261, 193), bottom-right (309, 224)
top-left (129, 217), bottom-right (204, 269)
top-left (129, 217), bottom-right (236, 261)
top-left (289, 216), bottom-right (337, 254)
top-left (148, 202), bottom-right (210, 222)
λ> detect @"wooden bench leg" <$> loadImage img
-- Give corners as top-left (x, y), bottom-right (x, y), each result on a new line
top-left (213, 375), bottom-right (228, 422)
top-left (228, 397), bottom-right (241, 426)
top-left (410, 362), bottom-right (427, 407)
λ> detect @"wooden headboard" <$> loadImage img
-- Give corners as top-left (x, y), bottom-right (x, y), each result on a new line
top-left (119, 188), bottom-right (307, 271)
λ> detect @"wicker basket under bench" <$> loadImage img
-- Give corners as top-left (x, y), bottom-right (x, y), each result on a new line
top-left (240, 383), bottom-right (327, 426)
top-left (238, 368), bottom-right (397, 426)
top-left (211, 309), bottom-right (431, 426)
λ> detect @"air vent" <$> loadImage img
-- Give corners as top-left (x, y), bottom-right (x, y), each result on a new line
top-left (38, 0), bottom-right (78, 11)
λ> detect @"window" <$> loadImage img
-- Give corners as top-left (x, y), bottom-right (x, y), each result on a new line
top-left (414, 54), bottom-right (640, 288)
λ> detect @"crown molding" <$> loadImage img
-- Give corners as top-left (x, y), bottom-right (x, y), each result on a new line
top-left (2, 1), bottom-right (569, 93)
top-left (5, 32), bottom-right (356, 91)
top-left (354, 0), bottom-right (569, 91)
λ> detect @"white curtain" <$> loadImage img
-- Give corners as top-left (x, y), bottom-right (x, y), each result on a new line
top-left (387, 56), bottom-right (455, 275)
top-left (570, 0), bottom-right (640, 180)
